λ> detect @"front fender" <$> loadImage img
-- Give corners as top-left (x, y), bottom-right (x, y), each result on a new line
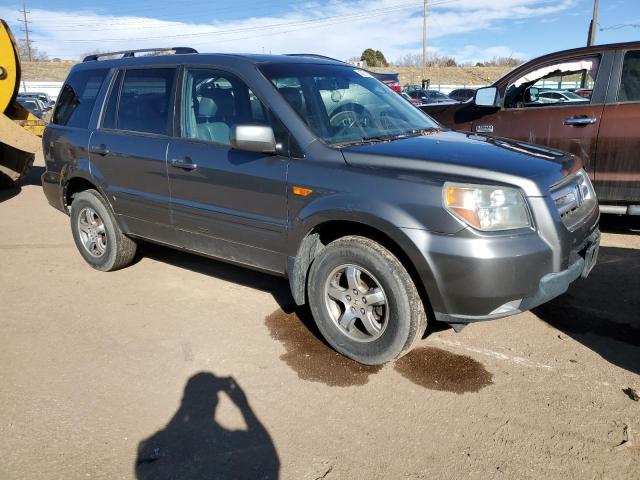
top-left (286, 194), bottom-right (447, 313)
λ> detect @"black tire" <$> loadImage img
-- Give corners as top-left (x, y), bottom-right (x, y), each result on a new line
top-left (307, 235), bottom-right (427, 365)
top-left (70, 189), bottom-right (137, 272)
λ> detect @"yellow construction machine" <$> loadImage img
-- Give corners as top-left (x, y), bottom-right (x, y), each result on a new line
top-left (0, 19), bottom-right (46, 188)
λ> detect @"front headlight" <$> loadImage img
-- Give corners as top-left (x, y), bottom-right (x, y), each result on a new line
top-left (443, 183), bottom-right (531, 231)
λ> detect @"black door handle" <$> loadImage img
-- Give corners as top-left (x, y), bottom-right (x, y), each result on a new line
top-left (170, 157), bottom-right (198, 171)
top-left (89, 144), bottom-right (109, 156)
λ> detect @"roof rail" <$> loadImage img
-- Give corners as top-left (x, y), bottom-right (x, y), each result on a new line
top-left (82, 47), bottom-right (198, 62)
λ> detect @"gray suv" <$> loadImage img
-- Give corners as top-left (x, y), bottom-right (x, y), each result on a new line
top-left (42, 49), bottom-right (600, 365)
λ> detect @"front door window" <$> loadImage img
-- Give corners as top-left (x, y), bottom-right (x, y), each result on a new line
top-left (504, 56), bottom-right (600, 108)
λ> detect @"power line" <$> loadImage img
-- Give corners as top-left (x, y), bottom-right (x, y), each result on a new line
top-left (599, 23), bottom-right (640, 31)
top-left (54, 1), bottom-right (427, 43)
top-left (51, 0), bottom-right (464, 44)
top-left (51, 0), bottom-right (295, 29)
top-left (18, 1), bottom-right (32, 61)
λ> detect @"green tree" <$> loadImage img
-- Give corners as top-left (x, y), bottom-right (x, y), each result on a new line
top-left (374, 50), bottom-right (388, 67)
top-left (360, 48), bottom-right (388, 67)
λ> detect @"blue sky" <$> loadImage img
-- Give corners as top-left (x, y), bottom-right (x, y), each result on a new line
top-left (1, 0), bottom-right (638, 62)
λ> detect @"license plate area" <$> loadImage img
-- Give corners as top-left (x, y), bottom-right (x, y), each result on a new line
top-left (581, 232), bottom-right (600, 278)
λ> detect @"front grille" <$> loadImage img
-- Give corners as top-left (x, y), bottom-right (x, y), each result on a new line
top-left (550, 170), bottom-right (596, 229)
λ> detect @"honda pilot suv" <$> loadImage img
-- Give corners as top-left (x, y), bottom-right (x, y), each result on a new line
top-left (42, 49), bottom-right (600, 365)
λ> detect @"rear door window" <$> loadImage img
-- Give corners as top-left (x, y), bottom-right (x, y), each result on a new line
top-left (52, 68), bottom-right (109, 127)
top-left (618, 50), bottom-right (640, 102)
top-left (102, 68), bottom-right (176, 135)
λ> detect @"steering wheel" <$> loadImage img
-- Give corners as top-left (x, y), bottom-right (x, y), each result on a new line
top-left (329, 104), bottom-right (373, 136)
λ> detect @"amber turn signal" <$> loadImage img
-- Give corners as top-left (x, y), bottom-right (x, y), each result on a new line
top-left (292, 186), bottom-right (313, 197)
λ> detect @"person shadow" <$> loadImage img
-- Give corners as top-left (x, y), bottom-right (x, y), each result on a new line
top-left (135, 372), bottom-right (280, 480)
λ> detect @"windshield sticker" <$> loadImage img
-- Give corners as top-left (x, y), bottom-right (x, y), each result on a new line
top-left (475, 125), bottom-right (494, 133)
top-left (354, 69), bottom-right (374, 78)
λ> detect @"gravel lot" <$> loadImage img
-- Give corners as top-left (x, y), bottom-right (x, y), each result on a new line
top-left (1, 158), bottom-right (638, 479)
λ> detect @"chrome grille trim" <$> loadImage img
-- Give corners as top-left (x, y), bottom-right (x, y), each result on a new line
top-left (550, 170), bottom-right (597, 229)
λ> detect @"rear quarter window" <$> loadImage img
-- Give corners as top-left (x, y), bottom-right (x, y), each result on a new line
top-left (52, 68), bottom-right (109, 128)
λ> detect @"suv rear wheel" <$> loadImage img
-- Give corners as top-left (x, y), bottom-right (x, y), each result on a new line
top-left (308, 235), bottom-right (427, 365)
top-left (70, 189), bottom-right (137, 271)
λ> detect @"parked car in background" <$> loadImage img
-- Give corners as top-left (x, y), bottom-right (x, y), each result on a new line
top-left (19, 92), bottom-right (54, 108)
top-left (43, 49), bottom-right (599, 365)
top-left (408, 89), bottom-right (457, 104)
top-left (401, 91), bottom-right (424, 106)
top-left (572, 88), bottom-right (593, 98)
top-left (372, 71), bottom-right (402, 92)
top-left (16, 96), bottom-right (47, 118)
top-left (421, 41), bottom-right (640, 214)
top-left (448, 88), bottom-right (476, 102)
top-left (538, 90), bottom-right (587, 103)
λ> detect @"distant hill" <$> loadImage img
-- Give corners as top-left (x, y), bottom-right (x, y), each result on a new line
top-left (20, 61), bottom-right (78, 82)
top-left (370, 66), bottom-right (512, 86)
top-left (20, 60), bottom-right (512, 87)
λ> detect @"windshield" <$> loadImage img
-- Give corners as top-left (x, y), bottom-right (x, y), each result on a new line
top-left (260, 63), bottom-right (439, 146)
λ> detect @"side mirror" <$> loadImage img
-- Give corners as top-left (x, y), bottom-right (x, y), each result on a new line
top-left (230, 124), bottom-right (277, 154)
top-left (474, 86), bottom-right (498, 107)
top-left (528, 86), bottom-right (539, 102)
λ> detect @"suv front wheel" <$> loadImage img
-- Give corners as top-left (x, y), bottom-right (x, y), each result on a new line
top-left (308, 236), bottom-right (427, 365)
top-left (70, 189), bottom-right (137, 271)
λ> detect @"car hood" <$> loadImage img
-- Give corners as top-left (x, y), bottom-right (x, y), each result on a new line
top-left (340, 130), bottom-right (582, 196)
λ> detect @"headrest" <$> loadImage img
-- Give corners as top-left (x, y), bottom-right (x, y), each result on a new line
top-left (198, 97), bottom-right (217, 117)
top-left (208, 88), bottom-right (234, 116)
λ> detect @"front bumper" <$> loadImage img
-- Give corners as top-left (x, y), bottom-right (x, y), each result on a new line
top-left (434, 229), bottom-right (600, 323)
top-left (400, 210), bottom-right (600, 324)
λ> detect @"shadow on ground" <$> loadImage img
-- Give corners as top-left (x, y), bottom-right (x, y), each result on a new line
top-left (533, 245), bottom-right (640, 374)
top-left (0, 166), bottom-right (44, 203)
top-left (599, 213), bottom-right (639, 235)
top-left (142, 242), bottom-right (294, 310)
top-left (135, 372), bottom-right (279, 480)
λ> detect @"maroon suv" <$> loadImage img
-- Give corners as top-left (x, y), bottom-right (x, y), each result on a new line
top-left (421, 42), bottom-right (640, 214)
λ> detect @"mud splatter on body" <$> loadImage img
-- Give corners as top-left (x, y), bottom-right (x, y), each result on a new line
top-left (394, 346), bottom-right (493, 394)
top-left (265, 308), bottom-right (382, 387)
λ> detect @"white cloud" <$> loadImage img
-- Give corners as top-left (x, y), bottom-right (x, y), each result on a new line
top-left (0, 0), bottom-right (577, 62)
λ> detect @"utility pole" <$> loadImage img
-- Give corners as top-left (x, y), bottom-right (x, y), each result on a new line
top-left (422, 0), bottom-right (428, 88)
top-left (587, 0), bottom-right (599, 46)
top-left (18, 1), bottom-right (32, 61)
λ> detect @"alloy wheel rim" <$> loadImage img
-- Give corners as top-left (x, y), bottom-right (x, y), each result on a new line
top-left (323, 263), bottom-right (388, 342)
top-left (77, 207), bottom-right (107, 258)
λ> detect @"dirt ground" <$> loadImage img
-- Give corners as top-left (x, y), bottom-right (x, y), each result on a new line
top-left (1, 157), bottom-right (638, 480)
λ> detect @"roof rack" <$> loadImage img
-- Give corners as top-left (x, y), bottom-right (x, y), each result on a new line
top-left (82, 47), bottom-right (198, 62)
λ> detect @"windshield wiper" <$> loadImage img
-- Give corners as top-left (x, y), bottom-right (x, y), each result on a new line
top-left (334, 128), bottom-right (441, 147)
top-left (403, 127), bottom-right (441, 137)
top-left (335, 133), bottom-right (409, 147)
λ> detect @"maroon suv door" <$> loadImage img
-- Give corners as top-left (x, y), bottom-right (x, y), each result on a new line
top-left (468, 53), bottom-right (610, 181)
top-left (593, 49), bottom-right (640, 203)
